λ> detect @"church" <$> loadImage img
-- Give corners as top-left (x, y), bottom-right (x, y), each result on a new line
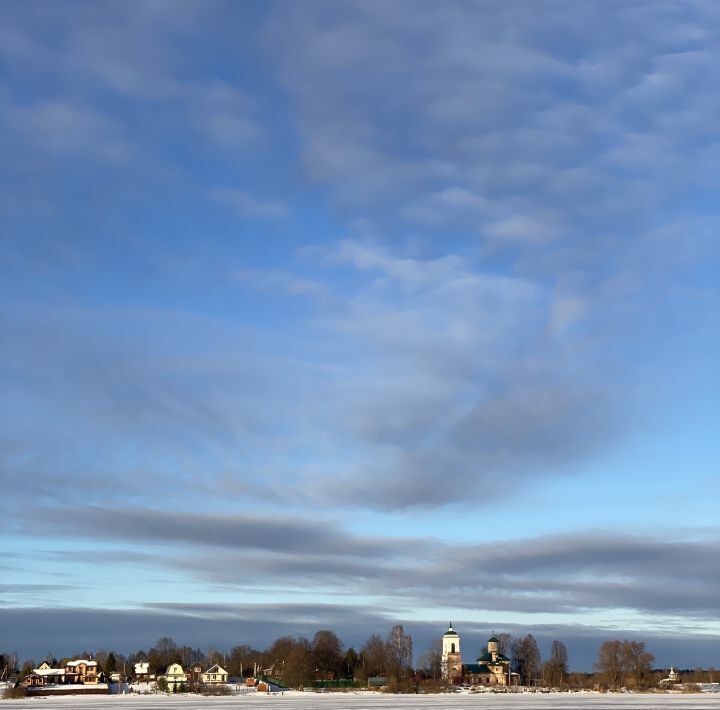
top-left (441, 624), bottom-right (510, 686)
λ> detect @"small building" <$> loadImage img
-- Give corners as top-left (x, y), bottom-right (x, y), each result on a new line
top-left (202, 664), bottom-right (228, 685)
top-left (164, 663), bottom-right (187, 692)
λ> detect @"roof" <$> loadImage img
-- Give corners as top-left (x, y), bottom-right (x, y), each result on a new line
top-left (488, 636), bottom-right (499, 643)
top-left (476, 650), bottom-right (510, 664)
top-left (443, 623), bottom-right (459, 637)
top-left (66, 660), bottom-right (96, 667)
top-left (32, 668), bottom-right (65, 677)
top-left (204, 664), bottom-right (227, 674)
top-left (463, 663), bottom-right (491, 674)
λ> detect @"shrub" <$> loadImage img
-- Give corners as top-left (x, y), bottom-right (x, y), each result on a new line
top-left (200, 684), bottom-right (232, 696)
top-left (681, 684), bottom-right (701, 693)
top-left (3, 686), bottom-right (28, 700)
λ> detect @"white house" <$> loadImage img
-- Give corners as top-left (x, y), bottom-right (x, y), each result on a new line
top-left (164, 663), bottom-right (187, 691)
top-left (134, 662), bottom-right (149, 680)
top-left (202, 664), bottom-right (228, 685)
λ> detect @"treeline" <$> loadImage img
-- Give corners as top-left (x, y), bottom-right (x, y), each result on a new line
top-left (0, 624), bottom-right (415, 691)
top-left (2, 632), bottom-right (716, 692)
top-left (486, 635), bottom-right (713, 690)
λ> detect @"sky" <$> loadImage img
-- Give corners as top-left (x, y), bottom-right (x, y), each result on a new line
top-left (1, 0), bottom-right (718, 670)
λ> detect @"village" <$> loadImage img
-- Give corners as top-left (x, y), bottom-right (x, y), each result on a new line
top-left (3, 624), bottom-right (715, 698)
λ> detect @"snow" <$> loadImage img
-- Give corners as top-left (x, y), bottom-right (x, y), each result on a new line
top-left (31, 668), bottom-right (66, 676)
top-left (10, 692), bottom-right (720, 709)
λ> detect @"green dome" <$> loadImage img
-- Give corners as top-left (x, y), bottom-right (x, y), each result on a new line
top-left (443, 624), bottom-right (459, 637)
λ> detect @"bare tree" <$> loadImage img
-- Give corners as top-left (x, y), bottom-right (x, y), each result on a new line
top-left (418, 639), bottom-right (442, 680)
top-left (595, 640), bottom-right (624, 689)
top-left (622, 640), bottom-right (654, 689)
top-left (227, 644), bottom-right (258, 677)
top-left (359, 634), bottom-right (388, 679)
top-left (512, 635), bottom-right (541, 686)
top-left (148, 637), bottom-right (180, 675)
top-left (284, 638), bottom-right (312, 689)
top-left (263, 636), bottom-right (296, 678)
top-left (311, 630), bottom-right (344, 679)
top-left (544, 640), bottom-right (568, 687)
top-left (496, 633), bottom-right (513, 656)
top-left (386, 625), bottom-right (413, 682)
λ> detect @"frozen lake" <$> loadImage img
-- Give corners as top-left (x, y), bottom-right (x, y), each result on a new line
top-left (12, 692), bottom-right (720, 710)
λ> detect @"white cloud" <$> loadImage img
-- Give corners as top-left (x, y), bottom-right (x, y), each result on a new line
top-left (484, 211), bottom-right (564, 245)
top-left (236, 268), bottom-right (327, 298)
top-left (211, 188), bottom-right (287, 219)
top-left (3, 99), bottom-right (129, 162)
top-left (548, 296), bottom-right (587, 336)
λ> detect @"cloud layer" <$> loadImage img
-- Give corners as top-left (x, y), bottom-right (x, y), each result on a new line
top-left (9, 505), bottom-right (718, 621)
top-left (1, 0), bottom-right (717, 660)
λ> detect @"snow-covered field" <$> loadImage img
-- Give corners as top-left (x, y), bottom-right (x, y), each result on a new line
top-left (9, 693), bottom-right (720, 710)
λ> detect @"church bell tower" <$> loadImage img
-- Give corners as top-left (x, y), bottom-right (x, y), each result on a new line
top-left (441, 623), bottom-right (462, 681)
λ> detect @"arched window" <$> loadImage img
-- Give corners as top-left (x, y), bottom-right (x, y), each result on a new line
top-left (451, 643), bottom-right (455, 653)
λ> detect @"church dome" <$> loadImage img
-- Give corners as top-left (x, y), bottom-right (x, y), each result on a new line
top-left (443, 623), bottom-right (459, 637)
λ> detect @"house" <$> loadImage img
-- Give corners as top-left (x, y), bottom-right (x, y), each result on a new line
top-left (164, 663), bottom-right (187, 692)
top-left (133, 662), bottom-right (149, 681)
top-left (24, 666), bottom-right (66, 687)
top-left (202, 664), bottom-right (228, 685)
top-left (65, 659), bottom-right (98, 684)
top-left (186, 663), bottom-right (203, 687)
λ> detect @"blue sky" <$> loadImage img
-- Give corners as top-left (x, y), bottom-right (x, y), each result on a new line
top-left (1, 0), bottom-right (718, 668)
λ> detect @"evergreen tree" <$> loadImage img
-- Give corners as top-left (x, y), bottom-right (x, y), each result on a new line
top-left (343, 647), bottom-right (359, 679)
top-left (105, 652), bottom-right (117, 675)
